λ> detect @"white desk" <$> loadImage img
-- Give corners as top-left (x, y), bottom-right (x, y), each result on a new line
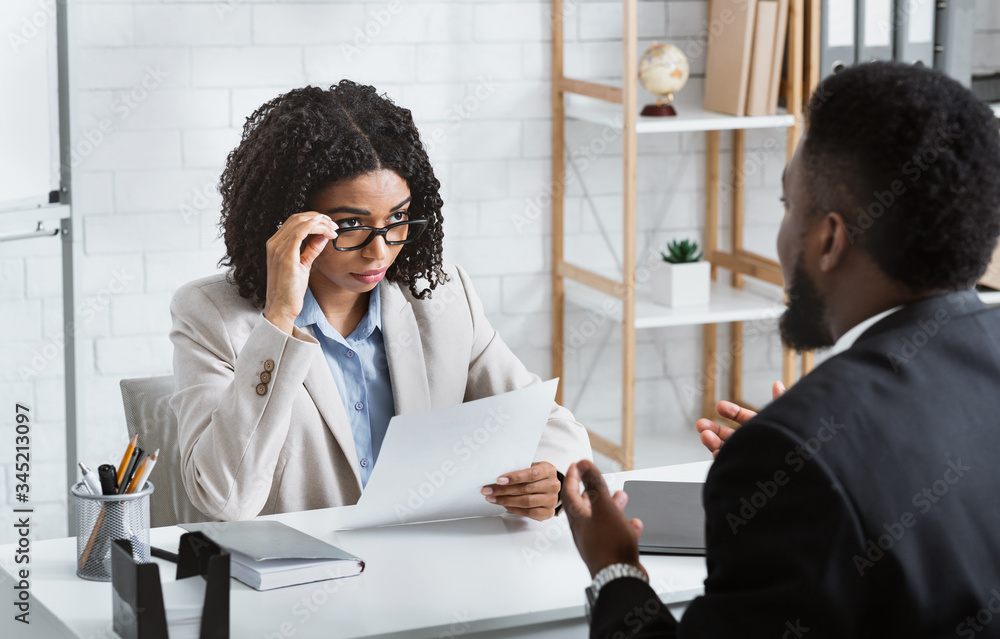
top-left (0, 461), bottom-right (710, 639)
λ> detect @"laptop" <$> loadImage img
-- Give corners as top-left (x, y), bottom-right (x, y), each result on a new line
top-left (622, 480), bottom-right (706, 555)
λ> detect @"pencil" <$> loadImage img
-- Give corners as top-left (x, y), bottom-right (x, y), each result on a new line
top-left (124, 455), bottom-right (150, 494)
top-left (126, 449), bottom-right (158, 494)
top-left (117, 447), bottom-right (142, 495)
top-left (115, 434), bottom-right (138, 488)
top-left (78, 507), bottom-right (106, 571)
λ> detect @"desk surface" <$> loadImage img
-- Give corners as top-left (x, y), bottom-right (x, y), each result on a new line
top-left (1, 461), bottom-right (711, 639)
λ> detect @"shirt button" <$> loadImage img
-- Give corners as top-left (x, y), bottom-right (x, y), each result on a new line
top-left (360, 458), bottom-right (369, 468)
top-left (346, 350), bottom-right (355, 358)
top-left (355, 402), bottom-right (364, 411)
top-left (256, 383), bottom-right (267, 396)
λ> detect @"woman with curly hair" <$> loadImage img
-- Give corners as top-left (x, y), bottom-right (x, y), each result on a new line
top-left (168, 80), bottom-right (592, 522)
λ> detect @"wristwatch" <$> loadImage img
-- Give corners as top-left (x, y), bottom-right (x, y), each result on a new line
top-left (584, 563), bottom-right (648, 623)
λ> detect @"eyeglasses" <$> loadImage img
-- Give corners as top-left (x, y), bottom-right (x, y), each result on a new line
top-left (332, 219), bottom-right (429, 251)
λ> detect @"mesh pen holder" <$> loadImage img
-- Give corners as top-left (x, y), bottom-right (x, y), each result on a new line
top-left (72, 481), bottom-right (154, 581)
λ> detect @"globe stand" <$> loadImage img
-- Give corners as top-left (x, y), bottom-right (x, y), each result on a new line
top-left (640, 93), bottom-right (678, 117)
top-left (640, 103), bottom-right (677, 117)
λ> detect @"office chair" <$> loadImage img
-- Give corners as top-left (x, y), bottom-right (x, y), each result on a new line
top-left (119, 375), bottom-right (213, 527)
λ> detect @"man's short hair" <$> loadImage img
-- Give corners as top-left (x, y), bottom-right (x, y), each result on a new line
top-left (803, 61), bottom-right (1000, 292)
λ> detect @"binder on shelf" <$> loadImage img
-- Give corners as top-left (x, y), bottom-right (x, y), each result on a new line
top-left (856, 0), bottom-right (894, 63)
top-left (820, 0), bottom-right (856, 79)
top-left (766, 0), bottom-right (790, 115)
top-left (972, 73), bottom-right (1000, 103)
top-left (704, 0), bottom-right (758, 116)
top-left (747, 0), bottom-right (780, 116)
top-left (111, 532), bottom-right (230, 639)
top-left (894, 0), bottom-right (935, 67)
top-left (933, 0), bottom-right (975, 87)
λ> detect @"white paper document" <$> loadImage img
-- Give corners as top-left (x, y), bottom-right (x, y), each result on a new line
top-left (340, 379), bottom-right (559, 530)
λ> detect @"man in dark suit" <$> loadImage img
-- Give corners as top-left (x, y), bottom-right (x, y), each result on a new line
top-left (562, 61), bottom-right (1000, 638)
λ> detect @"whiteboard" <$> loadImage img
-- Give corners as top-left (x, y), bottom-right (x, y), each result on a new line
top-left (0, 0), bottom-right (61, 210)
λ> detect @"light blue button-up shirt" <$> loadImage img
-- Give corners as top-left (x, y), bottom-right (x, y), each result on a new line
top-left (294, 286), bottom-right (395, 488)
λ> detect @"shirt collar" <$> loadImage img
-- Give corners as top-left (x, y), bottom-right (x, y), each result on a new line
top-left (828, 306), bottom-right (902, 356)
top-left (294, 285), bottom-right (382, 342)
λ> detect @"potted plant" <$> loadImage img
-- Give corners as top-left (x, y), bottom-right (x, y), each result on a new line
top-left (650, 239), bottom-right (711, 307)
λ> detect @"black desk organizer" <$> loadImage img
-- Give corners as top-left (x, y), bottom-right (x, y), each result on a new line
top-left (111, 531), bottom-right (230, 639)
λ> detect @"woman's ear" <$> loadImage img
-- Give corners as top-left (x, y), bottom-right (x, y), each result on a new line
top-left (817, 212), bottom-right (850, 273)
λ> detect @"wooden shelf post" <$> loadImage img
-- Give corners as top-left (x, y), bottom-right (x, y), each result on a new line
top-left (550, 0), bottom-right (817, 469)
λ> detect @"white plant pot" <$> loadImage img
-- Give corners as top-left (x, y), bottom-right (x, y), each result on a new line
top-left (650, 260), bottom-right (711, 308)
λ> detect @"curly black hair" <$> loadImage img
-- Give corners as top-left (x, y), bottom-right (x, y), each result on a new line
top-left (218, 80), bottom-right (447, 306)
top-left (802, 61), bottom-right (1000, 292)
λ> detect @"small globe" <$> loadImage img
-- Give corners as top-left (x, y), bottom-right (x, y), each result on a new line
top-left (638, 43), bottom-right (690, 102)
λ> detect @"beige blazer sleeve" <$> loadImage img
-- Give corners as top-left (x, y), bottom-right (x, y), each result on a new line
top-left (168, 281), bottom-right (321, 521)
top-left (450, 265), bottom-right (593, 473)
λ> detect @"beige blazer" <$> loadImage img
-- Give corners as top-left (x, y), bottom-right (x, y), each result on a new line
top-left (169, 263), bottom-right (592, 521)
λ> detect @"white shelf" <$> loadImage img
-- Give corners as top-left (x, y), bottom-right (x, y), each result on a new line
top-left (566, 281), bottom-right (1000, 329)
top-left (565, 278), bottom-right (785, 330)
top-left (565, 93), bottom-right (796, 134)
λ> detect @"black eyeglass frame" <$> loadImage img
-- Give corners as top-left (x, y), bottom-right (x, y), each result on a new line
top-left (331, 219), bottom-right (429, 252)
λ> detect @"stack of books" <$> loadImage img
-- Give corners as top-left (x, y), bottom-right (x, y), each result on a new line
top-left (703, 0), bottom-right (790, 117)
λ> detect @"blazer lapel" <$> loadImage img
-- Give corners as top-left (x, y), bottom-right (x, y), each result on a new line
top-left (381, 283), bottom-right (432, 415)
top-left (297, 325), bottom-right (363, 490)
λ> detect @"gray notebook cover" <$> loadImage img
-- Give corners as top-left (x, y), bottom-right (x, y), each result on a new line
top-left (622, 480), bottom-right (706, 555)
top-left (181, 520), bottom-right (360, 562)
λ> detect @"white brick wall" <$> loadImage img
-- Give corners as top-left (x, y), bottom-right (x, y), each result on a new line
top-left (4, 0), bottom-right (995, 544)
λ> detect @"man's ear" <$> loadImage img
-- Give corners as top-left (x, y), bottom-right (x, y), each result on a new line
top-left (817, 212), bottom-right (850, 273)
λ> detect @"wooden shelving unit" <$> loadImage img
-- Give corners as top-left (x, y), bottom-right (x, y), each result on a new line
top-left (550, 0), bottom-right (820, 469)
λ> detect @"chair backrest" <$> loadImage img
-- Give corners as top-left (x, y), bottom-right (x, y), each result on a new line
top-left (119, 375), bottom-right (212, 527)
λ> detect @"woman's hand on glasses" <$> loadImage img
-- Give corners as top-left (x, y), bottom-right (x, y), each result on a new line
top-left (263, 212), bottom-right (338, 335)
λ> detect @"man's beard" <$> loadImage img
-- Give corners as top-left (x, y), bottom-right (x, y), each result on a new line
top-left (779, 256), bottom-right (835, 352)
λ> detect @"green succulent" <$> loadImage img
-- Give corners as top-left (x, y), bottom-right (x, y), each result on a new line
top-left (661, 239), bottom-right (703, 264)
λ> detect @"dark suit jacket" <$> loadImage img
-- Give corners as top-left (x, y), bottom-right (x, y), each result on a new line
top-left (593, 291), bottom-right (1000, 638)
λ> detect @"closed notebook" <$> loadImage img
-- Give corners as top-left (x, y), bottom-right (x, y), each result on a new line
top-left (766, 0), bottom-right (790, 115)
top-left (181, 521), bottom-right (364, 591)
top-left (622, 480), bottom-right (706, 555)
top-left (746, 0), bottom-right (779, 117)
top-left (703, 0), bottom-right (758, 116)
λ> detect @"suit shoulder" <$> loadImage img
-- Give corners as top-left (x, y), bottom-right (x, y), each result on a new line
top-left (750, 356), bottom-right (867, 438)
top-left (170, 272), bottom-right (257, 320)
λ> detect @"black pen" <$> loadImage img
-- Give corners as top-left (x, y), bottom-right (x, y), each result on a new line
top-left (98, 463), bottom-right (118, 495)
top-left (118, 447), bottom-right (143, 494)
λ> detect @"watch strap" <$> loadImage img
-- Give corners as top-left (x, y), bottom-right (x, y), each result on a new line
top-left (584, 563), bottom-right (648, 623)
top-left (592, 563), bottom-right (648, 598)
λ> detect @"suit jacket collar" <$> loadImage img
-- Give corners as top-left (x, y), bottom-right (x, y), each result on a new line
top-left (380, 281), bottom-right (432, 415)
top-left (853, 290), bottom-right (985, 349)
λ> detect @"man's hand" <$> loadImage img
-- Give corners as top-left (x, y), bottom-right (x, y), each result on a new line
top-left (562, 460), bottom-right (646, 579)
top-left (482, 461), bottom-right (561, 521)
top-left (695, 381), bottom-right (785, 458)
